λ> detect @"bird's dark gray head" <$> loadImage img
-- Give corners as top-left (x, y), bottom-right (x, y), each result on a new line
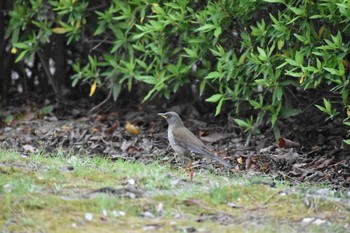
top-left (158, 111), bottom-right (184, 127)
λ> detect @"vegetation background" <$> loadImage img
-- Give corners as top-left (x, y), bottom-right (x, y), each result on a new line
top-left (1, 0), bottom-right (350, 141)
top-left (1, 1), bottom-right (350, 232)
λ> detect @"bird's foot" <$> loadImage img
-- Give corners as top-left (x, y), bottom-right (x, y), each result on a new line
top-left (190, 170), bottom-right (195, 182)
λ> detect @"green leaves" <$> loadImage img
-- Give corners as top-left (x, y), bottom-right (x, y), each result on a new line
top-left (206, 94), bottom-right (225, 116)
top-left (315, 98), bottom-right (340, 121)
top-left (7, 0), bottom-right (350, 142)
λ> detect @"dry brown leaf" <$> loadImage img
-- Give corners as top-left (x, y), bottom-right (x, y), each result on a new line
top-left (278, 137), bottom-right (300, 148)
top-left (22, 144), bottom-right (37, 153)
top-left (61, 125), bottom-right (72, 131)
top-left (237, 157), bottom-right (244, 165)
top-left (125, 121), bottom-right (140, 135)
top-left (24, 109), bottom-right (35, 122)
top-left (107, 122), bottom-right (119, 135)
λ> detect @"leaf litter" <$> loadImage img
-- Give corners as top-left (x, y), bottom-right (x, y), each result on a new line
top-left (1, 103), bottom-right (350, 232)
top-left (1, 103), bottom-right (350, 187)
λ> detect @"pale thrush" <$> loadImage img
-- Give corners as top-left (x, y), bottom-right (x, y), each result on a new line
top-left (158, 111), bottom-right (231, 180)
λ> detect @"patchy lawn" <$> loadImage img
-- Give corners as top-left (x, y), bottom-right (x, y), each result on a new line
top-left (0, 149), bottom-right (349, 233)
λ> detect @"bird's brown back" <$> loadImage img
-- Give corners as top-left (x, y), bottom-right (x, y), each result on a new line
top-left (172, 126), bottom-right (206, 153)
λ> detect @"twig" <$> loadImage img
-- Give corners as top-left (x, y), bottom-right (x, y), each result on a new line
top-left (89, 87), bottom-right (112, 113)
top-left (262, 191), bottom-right (280, 205)
top-left (37, 50), bottom-right (64, 101)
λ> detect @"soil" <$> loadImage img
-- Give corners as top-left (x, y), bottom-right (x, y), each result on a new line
top-left (1, 98), bottom-right (349, 188)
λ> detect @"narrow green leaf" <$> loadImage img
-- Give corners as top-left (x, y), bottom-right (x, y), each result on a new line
top-left (279, 108), bottom-right (300, 118)
top-left (263, 0), bottom-right (284, 3)
top-left (195, 24), bottom-right (216, 32)
top-left (205, 71), bottom-right (222, 80)
top-left (206, 94), bottom-right (223, 103)
top-left (199, 80), bottom-right (206, 96)
top-left (183, 47), bottom-right (198, 58)
top-left (112, 82), bottom-right (122, 101)
top-left (214, 27), bottom-right (222, 38)
top-left (295, 51), bottom-right (304, 65)
top-left (215, 98), bottom-right (224, 116)
top-left (285, 58), bottom-right (300, 67)
top-left (324, 67), bottom-right (340, 76)
top-left (343, 139), bottom-right (350, 145)
top-left (234, 119), bottom-right (250, 128)
top-left (257, 47), bottom-right (267, 58)
top-left (15, 50), bottom-right (28, 63)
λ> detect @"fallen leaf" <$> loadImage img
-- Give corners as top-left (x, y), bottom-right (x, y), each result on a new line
top-left (22, 144), bottom-right (37, 153)
top-left (61, 125), bottom-right (72, 131)
top-left (89, 80), bottom-right (97, 97)
top-left (121, 140), bottom-right (132, 152)
top-left (107, 122), bottom-right (119, 135)
top-left (278, 137), bottom-right (300, 148)
top-left (237, 157), bottom-right (244, 164)
top-left (125, 121), bottom-right (140, 135)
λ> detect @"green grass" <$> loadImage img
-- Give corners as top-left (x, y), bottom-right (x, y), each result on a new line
top-left (0, 148), bottom-right (349, 233)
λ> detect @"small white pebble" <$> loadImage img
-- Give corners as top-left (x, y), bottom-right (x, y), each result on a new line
top-left (313, 219), bottom-right (327, 225)
top-left (128, 179), bottom-right (135, 185)
top-left (3, 183), bottom-right (13, 193)
top-left (102, 209), bottom-right (107, 216)
top-left (118, 211), bottom-right (126, 216)
top-left (302, 218), bottom-right (327, 225)
top-left (85, 213), bottom-right (93, 221)
top-left (112, 210), bottom-right (118, 217)
top-left (112, 210), bottom-right (126, 217)
top-left (143, 225), bottom-right (157, 231)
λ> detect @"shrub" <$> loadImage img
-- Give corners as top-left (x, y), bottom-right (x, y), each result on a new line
top-left (3, 0), bottom-right (350, 142)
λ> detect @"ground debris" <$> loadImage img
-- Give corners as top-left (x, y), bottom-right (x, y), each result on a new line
top-left (1, 104), bottom-right (349, 187)
top-left (84, 186), bottom-right (144, 199)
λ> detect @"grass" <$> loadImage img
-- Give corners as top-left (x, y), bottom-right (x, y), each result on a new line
top-left (0, 148), bottom-right (349, 233)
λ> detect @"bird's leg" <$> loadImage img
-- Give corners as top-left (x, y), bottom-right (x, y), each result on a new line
top-left (185, 159), bottom-right (194, 181)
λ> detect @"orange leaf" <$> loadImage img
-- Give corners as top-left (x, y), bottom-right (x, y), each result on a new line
top-left (89, 80), bottom-right (97, 97)
top-left (125, 121), bottom-right (140, 135)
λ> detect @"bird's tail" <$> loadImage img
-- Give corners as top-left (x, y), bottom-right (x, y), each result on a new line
top-left (203, 150), bottom-right (231, 168)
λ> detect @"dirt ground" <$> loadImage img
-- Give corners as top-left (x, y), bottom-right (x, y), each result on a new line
top-left (1, 98), bottom-right (349, 189)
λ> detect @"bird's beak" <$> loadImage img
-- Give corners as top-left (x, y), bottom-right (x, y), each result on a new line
top-left (158, 113), bottom-right (167, 119)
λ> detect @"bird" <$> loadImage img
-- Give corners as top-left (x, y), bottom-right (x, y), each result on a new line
top-left (158, 111), bottom-right (231, 180)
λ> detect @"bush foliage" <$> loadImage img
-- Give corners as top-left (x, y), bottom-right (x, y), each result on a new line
top-left (2, 0), bottom-right (350, 140)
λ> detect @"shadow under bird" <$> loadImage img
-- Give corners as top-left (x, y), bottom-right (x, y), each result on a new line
top-left (158, 111), bottom-right (231, 180)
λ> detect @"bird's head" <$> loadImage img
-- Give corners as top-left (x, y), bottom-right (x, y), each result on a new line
top-left (158, 111), bottom-right (184, 127)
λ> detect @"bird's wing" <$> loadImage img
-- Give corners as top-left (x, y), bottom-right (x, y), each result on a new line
top-left (172, 127), bottom-right (231, 168)
top-left (172, 127), bottom-right (206, 153)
